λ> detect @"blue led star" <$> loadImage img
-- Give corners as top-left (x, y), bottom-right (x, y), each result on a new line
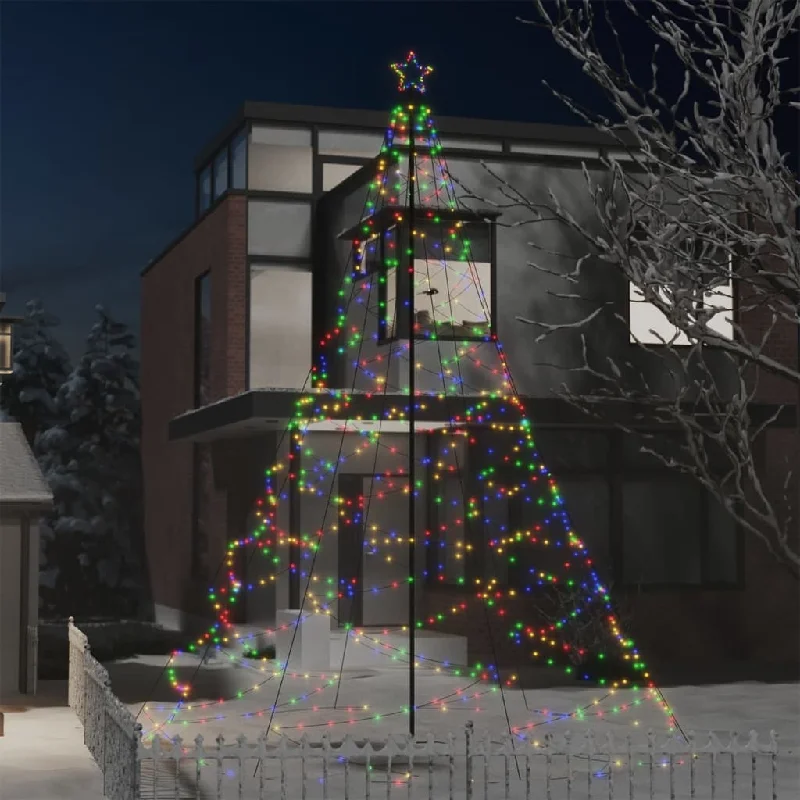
top-left (390, 51), bottom-right (434, 94)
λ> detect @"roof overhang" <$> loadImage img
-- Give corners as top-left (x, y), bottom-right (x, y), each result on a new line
top-left (0, 499), bottom-right (53, 517)
top-left (338, 206), bottom-right (502, 242)
top-left (168, 388), bottom-right (798, 444)
top-left (169, 388), bottom-right (508, 443)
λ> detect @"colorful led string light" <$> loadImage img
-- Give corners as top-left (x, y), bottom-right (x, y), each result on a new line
top-left (153, 54), bottom-right (680, 739)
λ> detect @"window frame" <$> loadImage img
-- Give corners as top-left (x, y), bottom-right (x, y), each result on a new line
top-left (374, 218), bottom-right (497, 343)
top-left (230, 127), bottom-right (248, 190)
top-left (248, 123), bottom-right (314, 194)
top-left (626, 227), bottom-right (737, 347)
top-left (247, 198), bottom-right (313, 260)
top-left (246, 260), bottom-right (313, 391)
top-left (193, 270), bottom-right (211, 408)
top-left (212, 147), bottom-right (229, 200)
top-left (429, 427), bottom-right (743, 593)
top-left (197, 165), bottom-right (212, 216)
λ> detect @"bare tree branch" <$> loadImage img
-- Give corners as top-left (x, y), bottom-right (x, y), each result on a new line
top-left (482, 0), bottom-right (800, 576)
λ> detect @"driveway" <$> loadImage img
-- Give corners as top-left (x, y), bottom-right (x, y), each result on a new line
top-left (0, 681), bottom-right (106, 800)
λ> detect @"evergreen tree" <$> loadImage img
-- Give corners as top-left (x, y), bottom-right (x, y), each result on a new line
top-left (38, 306), bottom-right (144, 618)
top-left (0, 299), bottom-right (71, 445)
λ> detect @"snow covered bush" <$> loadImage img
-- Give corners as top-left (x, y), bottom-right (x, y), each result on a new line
top-left (38, 306), bottom-right (145, 618)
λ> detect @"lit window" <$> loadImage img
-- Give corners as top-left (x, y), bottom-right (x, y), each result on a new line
top-left (247, 199), bottom-right (312, 258)
top-left (377, 219), bottom-right (493, 341)
top-left (249, 125), bottom-right (312, 193)
top-left (322, 162), bottom-right (362, 192)
top-left (629, 246), bottom-right (734, 345)
top-left (318, 130), bottom-right (384, 158)
top-left (411, 220), bottom-right (492, 340)
top-left (248, 265), bottom-right (312, 389)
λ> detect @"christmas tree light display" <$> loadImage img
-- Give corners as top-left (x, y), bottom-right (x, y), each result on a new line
top-left (154, 51), bottom-right (679, 742)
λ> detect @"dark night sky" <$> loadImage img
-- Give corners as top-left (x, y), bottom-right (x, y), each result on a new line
top-left (1, 1), bottom-right (796, 358)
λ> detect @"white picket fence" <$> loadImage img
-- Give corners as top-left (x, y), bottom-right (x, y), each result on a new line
top-left (67, 619), bottom-right (788, 800)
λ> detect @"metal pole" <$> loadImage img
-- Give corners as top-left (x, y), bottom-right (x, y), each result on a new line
top-left (407, 99), bottom-right (418, 738)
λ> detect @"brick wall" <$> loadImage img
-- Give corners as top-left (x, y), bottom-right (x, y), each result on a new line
top-left (141, 194), bottom-right (247, 617)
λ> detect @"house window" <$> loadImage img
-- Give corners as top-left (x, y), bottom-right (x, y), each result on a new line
top-left (354, 233), bottom-right (383, 275)
top-left (247, 199), bottom-right (312, 258)
top-left (628, 244), bottom-right (734, 345)
top-left (509, 143), bottom-right (600, 159)
top-left (198, 166), bottom-right (211, 214)
top-left (465, 428), bottom-right (739, 590)
top-left (412, 220), bottom-right (492, 340)
top-left (378, 220), bottom-right (493, 341)
top-left (212, 148), bottom-right (228, 199)
top-left (249, 125), bottom-right (313, 193)
top-left (318, 129), bottom-right (384, 158)
top-left (191, 444), bottom-right (212, 578)
top-left (230, 129), bottom-right (247, 189)
top-left (621, 432), bottom-right (739, 586)
top-left (323, 162), bottom-right (362, 192)
top-left (248, 265), bottom-right (312, 390)
top-left (439, 136), bottom-right (503, 152)
top-left (194, 271), bottom-right (211, 407)
top-left (434, 476), bottom-right (467, 585)
top-left (553, 476), bottom-right (612, 580)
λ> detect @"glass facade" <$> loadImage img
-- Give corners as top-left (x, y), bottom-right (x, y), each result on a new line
top-left (198, 166), bottom-right (211, 213)
top-left (230, 129), bottom-right (247, 189)
top-left (213, 148), bottom-right (228, 199)
top-left (247, 199), bottom-right (312, 258)
top-left (379, 220), bottom-right (493, 341)
top-left (249, 125), bottom-right (313, 193)
top-left (194, 271), bottom-right (211, 407)
top-left (317, 129), bottom-right (384, 158)
top-left (322, 162), bottom-right (362, 191)
top-left (248, 265), bottom-right (312, 389)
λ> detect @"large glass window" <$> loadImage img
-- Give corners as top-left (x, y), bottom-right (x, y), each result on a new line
top-left (467, 428), bottom-right (740, 590)
top-left (381, 219), bottom-right (492, 340)
top-left (318, 129), bottom-right (384, 158)
top-left (198, 166), bottom-right (211, 214)
top-left (622, 478), bottom-right (704, 585)
top-left (247, 199), bottom-right (312, 258)
top-left (191, 444), bottom-right (212, 578)
top-left (194, 271), bottom-right (211, 407)
top-left (230, 129), bottom-right (247, 189)
top-left (322, 162), bottom-right (362, 192)
top-left (620, 431), bottom-right (739, 586)
top-left (509, 143), bottom-right (599, 159)
top-left (706, 495), bottom-right (739, 582)
top-left (436, 476), bottom-right (467, 585)
top-left (554, 476), bottom-right (611, 578)
top-left (439, 136), bottom-right (503, 152)
top-left (213, 148), bottom-right (228, 199)
top-left (249, 265), bottom-right (312, 389)
top-left (629, 237), bottom-right (734, 345)
top-left (249, 125), bottom-right (312, 193)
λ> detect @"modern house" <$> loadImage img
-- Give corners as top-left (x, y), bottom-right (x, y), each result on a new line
top-left (0, 421), bottom-right (52, 700)
top-left (141, 95), bottom-right (799, 680)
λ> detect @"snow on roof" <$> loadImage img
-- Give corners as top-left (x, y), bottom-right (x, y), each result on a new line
top-left (0, 421), bottom-right (53, 506)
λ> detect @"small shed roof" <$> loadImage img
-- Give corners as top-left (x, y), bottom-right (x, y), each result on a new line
top-left (0, 421), bottom-right (53, 507)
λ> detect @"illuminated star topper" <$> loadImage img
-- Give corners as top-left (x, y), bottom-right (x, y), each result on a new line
top-left (390, 51), bottom-right (433, 94)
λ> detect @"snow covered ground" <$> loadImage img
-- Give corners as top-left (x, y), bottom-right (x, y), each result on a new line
top-left (0, 685), bottom-right (106, 800)
top-left (105, 653), bottom-right (800, 799)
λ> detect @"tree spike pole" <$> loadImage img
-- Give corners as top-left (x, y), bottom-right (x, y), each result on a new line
top-left (407, 99), bottom-right (418, 739)
top-left (390, 50), bottom-right (434, 740)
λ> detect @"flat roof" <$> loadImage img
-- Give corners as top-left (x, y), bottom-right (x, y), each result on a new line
top-left (195, 100), bottom-right (635, 170)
